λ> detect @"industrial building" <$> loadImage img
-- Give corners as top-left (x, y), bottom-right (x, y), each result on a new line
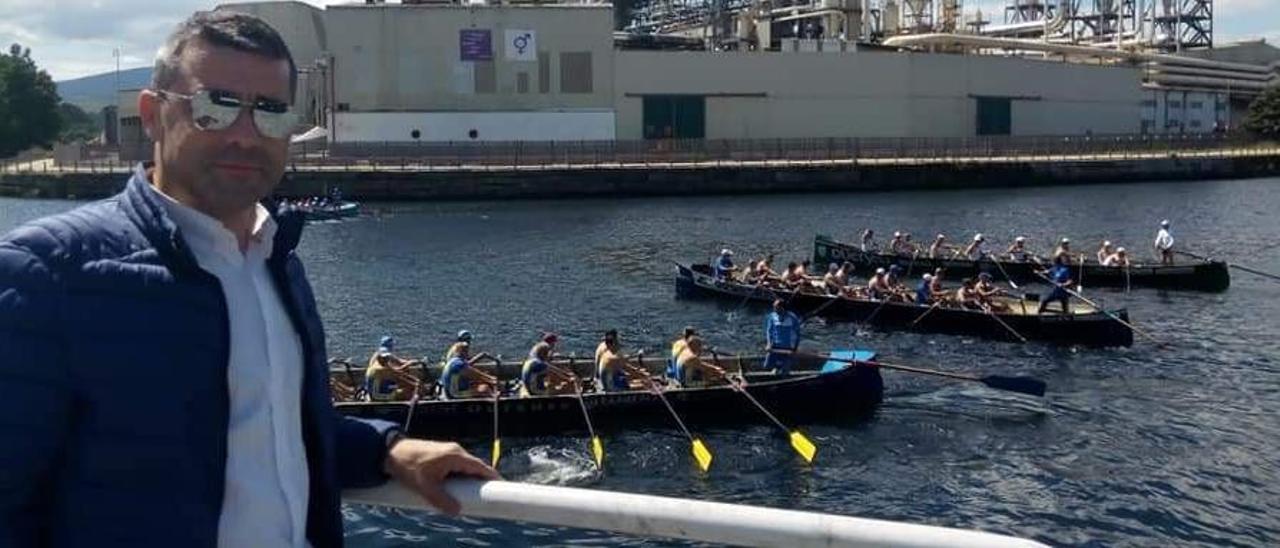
top-left (116, 0), bottom-right (1277, 146)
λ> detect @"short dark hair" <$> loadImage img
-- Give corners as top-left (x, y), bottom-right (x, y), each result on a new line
top-left (152, 10), bottom-right (297, 98)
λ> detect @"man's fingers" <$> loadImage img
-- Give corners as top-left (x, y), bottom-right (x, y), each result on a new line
top-left (448, 453), bottom-right (502, 480)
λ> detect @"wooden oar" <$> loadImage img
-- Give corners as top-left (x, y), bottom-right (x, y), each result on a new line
top-left (567, 357), bottom-right (605, 469)
top-left (908, 299), bottom-right (944, 327)
top-left (712, 351), bottom-right (816, 463)
top-left (800, 291), bottom-right (844, 323)
top-left (639, 356), bottom-right (712, 472)
top-left (1175, 250), bottom-right (1280, 282)
top-left (1032, 270), bottom-right (1163, 346)
top-left (1077, 254), bottom-right (1086, 294)
top-left (979, 303), bottom-right (1028, 343)
top-left (789, 350), bottom-right (1046, 398)
top-left (987, 253), bottom-right (1020, 290)
top-left (490, 384), bottom-right (502, 469)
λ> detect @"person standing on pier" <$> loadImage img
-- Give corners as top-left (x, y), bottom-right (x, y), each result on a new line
top-left (0, 11), bottom-right (496, 546)
top-left (1155, 220), bottom-right (1175, 265)
top-left (764, 299), bottom-right (803, 375)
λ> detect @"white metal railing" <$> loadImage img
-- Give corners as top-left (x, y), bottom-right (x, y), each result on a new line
top-left (344, 480), bottom-right (1050, 548)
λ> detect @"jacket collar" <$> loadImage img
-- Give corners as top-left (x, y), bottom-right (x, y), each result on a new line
top-left (118, 162), bottom-right (306, 271)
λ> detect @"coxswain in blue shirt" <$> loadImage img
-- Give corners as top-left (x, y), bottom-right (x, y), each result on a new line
top-left (440, 342), bottom-right (496, 400)
top-left (365, 335), bottom-right (421, 402)
top-left (915, 274), bottom-right (934, 304)
top-left (674, 336), bottom-right (728, 388)
top-left (520, 333), bottom-right (577, 397)
top-left (763, 299), bottom-right (803, 375)
top-left (714, 248), bottom-right (736, 281)
top-left (1037, 256), bottom-right (1074, 314)
top-left (595, 330), bottom-right (649, 392)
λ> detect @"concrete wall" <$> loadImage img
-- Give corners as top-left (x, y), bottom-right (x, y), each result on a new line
top-left (614, 51), bottom-right (1143, 139)
top-left (333, 110), bottom-right (615, 142)
top-left (1142, 89), bottom-right (1229, 134)
top-left (217, 1), bottom-right (329, 113)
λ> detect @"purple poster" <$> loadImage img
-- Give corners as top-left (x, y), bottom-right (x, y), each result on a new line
top-left (459, 29), bottom-right (493, 61)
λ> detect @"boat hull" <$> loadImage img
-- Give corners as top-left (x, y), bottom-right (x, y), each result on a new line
top-left (813, 235), bottom-right (1230, 292)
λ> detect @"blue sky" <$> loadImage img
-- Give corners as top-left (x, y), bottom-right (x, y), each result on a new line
top-left (0, 0), bottom-right (1276, 81)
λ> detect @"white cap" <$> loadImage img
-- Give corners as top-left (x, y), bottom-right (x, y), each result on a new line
top-left (974, 234), bottom-right (984, 241)
top-left (893, 231), bottom-right (901, 237)
top-left (1117, 247), bottom-right (1126, 253)
top-left (923, 273), bottom-right (933, 280)
top-left (1103, 240), bottom-right (1112, 246)
top-left (1015, 236), bottom-right (1026, 242)
top-left (1061, 238), bottom-right (1071, 244)
top-left (721, 248), bottom-right (733, 255)
top-left (1161, 219), bottom-right (1170, 227)
top-left (875, 267), bottom-right (886, 274)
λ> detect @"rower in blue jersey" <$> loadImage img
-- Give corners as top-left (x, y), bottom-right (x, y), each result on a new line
top-left (439, 341), bottom-right (496, 400)
top-left (915, 273), bottom-right (934, 304)
top-left (763, 299), bottom-right (803, 375)
top-left (595, 329), bottom-right (649, 392)
top-left (365, 336), bottom-right (419, 401)
top-left (520, 333), bottom-right (577, 397)
top-left (442, 329), bottom-right (474, 363)
top-left (714, 248), bottom-right (736, 280)
top-left (674, 335), bottom-right (728, 388)
top-left (1037, 255), bottom-right (1074, 314)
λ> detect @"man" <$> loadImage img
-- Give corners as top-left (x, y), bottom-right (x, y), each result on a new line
top-left (366, 335), bottom-right (419, 402)
top-left (1155, 220), bottom-right (1175, 265)
top-left (888, 231), bottom-right (906, 255)
top-left (674, 336), bottom-right (729, 388)
top-left (0, 11), bottom-right (495, 547)
top-left (596, 330), bottom-right (649, 392)
top-left (929, 267), bottom-right (947, 297)
top-left (763, 299), bottom-right (803, 375)
top-left (962, 234), bottom-right (987, 260)
top-left (1095, 241), bottom-right (1114, 264)
top-left (1038, 255), bottom-right (1075, 314)
top-left (974, 272), bottom-right (1008, 312)
top-left (714, 248), bottom-right (735, 280)
top-left (915, 273), bottom-right (934, 305)
top-left (1104, 247), bottom-right (1131, 267)
top-left (955, 278), bottom-right (981, 310)
top-left (440, 342), bottom-right (497, 400)
top-left (1005, 236), bottom-right (1031, 262)
top-left (671, 326), bottom-right (697, 361)
top-left (520, 333), bottom-right (576, 397)
top-left (443, 329), bottom-right (474, 362)
top-left (860, 228), bottom-right (876, 252)
top-left (866, 267), bottom-right (891, 300)
top-left (821, 263), bottom-right (845, 296)
top-left (928, 233), bottom-right (949, 259)
top-left (1052, 238), bottom-right (1073, 262)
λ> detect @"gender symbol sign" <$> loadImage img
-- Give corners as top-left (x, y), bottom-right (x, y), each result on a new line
top-left (504, 29), bottom-right (537, 62)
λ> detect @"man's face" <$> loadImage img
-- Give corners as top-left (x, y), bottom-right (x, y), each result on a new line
top-left (142, 40), bottom-right (292, 219)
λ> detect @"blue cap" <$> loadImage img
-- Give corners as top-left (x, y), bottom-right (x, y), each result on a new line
top-left (890, 264), bottom-right (903, 272)
top-left (379, 335), bottom-right (394, 349)
top-left (457, 330), bottom-right (473, 341)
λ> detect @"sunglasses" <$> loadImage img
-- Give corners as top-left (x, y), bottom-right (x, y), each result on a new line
top-left (155, 88), bottom-right (297, 140)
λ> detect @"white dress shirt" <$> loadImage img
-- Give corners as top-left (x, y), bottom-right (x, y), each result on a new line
top-left (151, 184), bottom-right (310, 548)
top-left (1155, 228), bottom-right (1175, 250)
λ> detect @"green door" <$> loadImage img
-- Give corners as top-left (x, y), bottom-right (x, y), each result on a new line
top-left (976, 97), bottom-right (1012, 136)
top-left (643, 95), bottom-right (706, 139)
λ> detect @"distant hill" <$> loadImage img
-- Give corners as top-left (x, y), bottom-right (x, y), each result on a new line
top-left (55, 66), bottom-right (153, 113)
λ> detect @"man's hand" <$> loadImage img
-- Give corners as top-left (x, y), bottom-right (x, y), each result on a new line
top-left (385, 439), bottom-right (500, 515)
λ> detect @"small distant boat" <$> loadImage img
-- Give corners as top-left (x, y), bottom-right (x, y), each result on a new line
top-left (331, 351), bottom-right (884, 439)
top-left (675, 263), bottom-right (1134, 347)
top-left (301, 201), bottom-right (360, 221)
top-left (813, 234), bottom-right (1230, 292)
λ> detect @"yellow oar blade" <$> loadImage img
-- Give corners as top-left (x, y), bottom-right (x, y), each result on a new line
top-left (789, 431), bottom-right (817, 463)
top-left (591, 436), bottom-right (604, 469)
top-left (691, 439), bottom-right (713, 472)
top-left (491, 439), bottom-right (501, 468)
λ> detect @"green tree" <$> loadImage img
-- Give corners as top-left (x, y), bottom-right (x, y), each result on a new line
top-left (0, 43), bottom-right (62, 157)
top-left (1242, 85), bottom-right (1280, 140)
top-left (57, 102), bottom-right (101, 143)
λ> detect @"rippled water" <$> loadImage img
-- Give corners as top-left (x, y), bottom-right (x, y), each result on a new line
top-left (3, 177), bottom-right (1279, 547)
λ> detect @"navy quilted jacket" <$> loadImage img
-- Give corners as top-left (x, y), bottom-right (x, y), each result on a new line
top-left (0, 166), bottom-right (396, 547)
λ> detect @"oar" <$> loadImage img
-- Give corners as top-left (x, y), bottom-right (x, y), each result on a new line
top-left (1032, 270), bottom-right (1163, 346)
top-left (1078, 254), bottom-right (1086, 295)
top-left (568, 357), bottom-right (605, 469)
top-left (800, 291), bottom-right (843, 323)
top-left (790, 350), bottom-right (1046, 398)
top-left (639, 356), bottom-right (712, 472)
top-left (908, 299), bottom-right (944, 327)
top-left (712, 351), bottom-right (816, 463)
top-left (979, 302), bottom-right (1028, 343)
top-left (490, 384), bottom-right (502, 469)
top-left (987, 253), bottom-right (1020, 290)
top-left (1175, 250), bottom-right (1280, 282)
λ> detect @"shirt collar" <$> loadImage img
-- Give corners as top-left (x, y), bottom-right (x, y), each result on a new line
top-left (144, 181), bottom-right (277, 268)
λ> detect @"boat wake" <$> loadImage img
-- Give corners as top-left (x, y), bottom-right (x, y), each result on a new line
top-left (514, 445), bottom-right (600, 486)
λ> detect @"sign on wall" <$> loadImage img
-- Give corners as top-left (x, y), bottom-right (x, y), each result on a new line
top-left (504, 30), bottom-right (537, 62)
top-left (459, 29), bottom-right (493, 61)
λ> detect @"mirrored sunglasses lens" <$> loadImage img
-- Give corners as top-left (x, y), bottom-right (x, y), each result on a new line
top-left (253, 110), bottom-right (297, 140)
top-left (189, 92), bottom-right (239, 131)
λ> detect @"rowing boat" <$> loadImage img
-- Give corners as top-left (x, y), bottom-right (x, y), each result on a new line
top-left (813, 234), bottom-right (1230, 292)
top-left (332, 351), bottom-right (884, 439)
top-left (675, 263), bottom-right (1134, 347)
top-left (302, 201), bottom-right (360, 221)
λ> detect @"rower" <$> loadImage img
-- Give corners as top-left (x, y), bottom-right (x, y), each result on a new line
top-left (889, 231), bottom-right (906, 255)
top-left (835, 262), bottom-right (857, 296)
top-left (902, 233), bottom-right (918, 255)
top-left (671, 326), bottom-right (697, 362)
top-left (866, 267), bottom-right (890, 300)
top-left (929, 267), bottom-right (946, 296)
top-left (1155, 219), bottom-right (1175, 265)
top-left (366, 335), bottom-right (417, 402)
top-left (821, 263), bottom-right (844, 295)
top-left (928, 234), bottom-right (949, 259)
top-left (754, 254), bottom-right (779, 282)
top-left (714, 248), bottom-right (736, 281)
top-left (443, 329), bottom-right (474, 363)
top-left (915, 273), bottom-right (934, 304)
top-left (1006, 236), bottom-right (1031, 262)
top-left (596, 330), bottom-right (649, 392)
top-left (1037, 255), bottom-right (1074, 314)
top-left (675, 336), bottom-right (728, 388)
top-left (520, 333), bottom-right (577, 397)
top-left (440, 341), bottom-right (497, 400)
top-left (764, 299), bottom-right (802, 375)
top-left (1104, 247), bottom-right (1131, 267)
top-left (955, 278), bottom-right (981, 310)
top-left (1052, 238), bottom-right (1072, 262)
top-left (860, 229), bottom-right (876, 252)
top-left (962, 234), bottom-right (986, 260)
top-left (780, 261), bottom-right (803, 287)
top-left (975, 272), bottom-right (1008, 312)
top-left (1096, 241), bottom-right (1114, 264)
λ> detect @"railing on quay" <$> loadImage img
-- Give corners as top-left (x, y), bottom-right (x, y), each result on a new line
top-left (345, 479), bottom-right (1050, 548)
top-left (1, 133), bottom-right (1276, 176)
